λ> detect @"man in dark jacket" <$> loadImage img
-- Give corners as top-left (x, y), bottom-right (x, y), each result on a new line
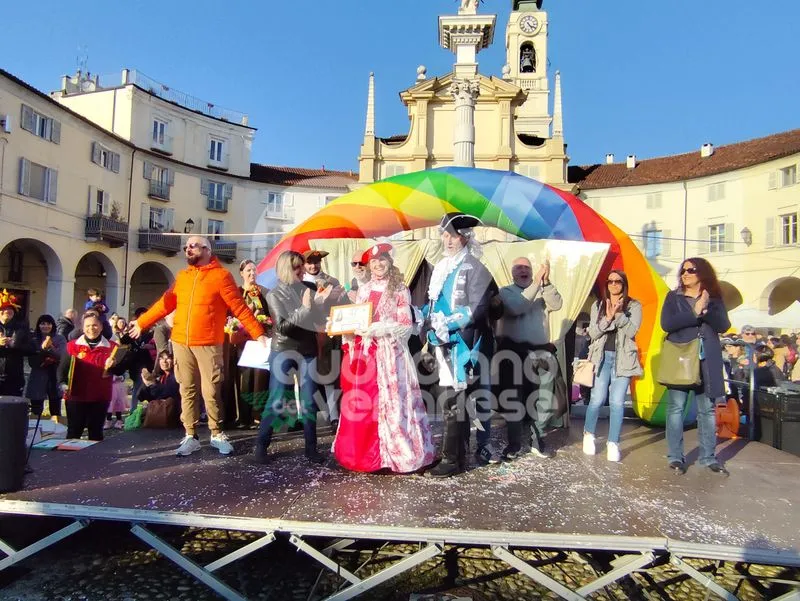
top-left (0, 290), bottom-right (35, 396)
top-left (423, 214), bottom-right (497, 477)
top-left (56, 308), bottom-right (77, 340)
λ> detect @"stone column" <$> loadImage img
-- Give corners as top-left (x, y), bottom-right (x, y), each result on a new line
top-left (449, 79), bottom-right (481, 167)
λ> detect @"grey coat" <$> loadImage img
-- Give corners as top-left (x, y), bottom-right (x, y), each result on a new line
top-left (587, 298), bottom-right (643, 377)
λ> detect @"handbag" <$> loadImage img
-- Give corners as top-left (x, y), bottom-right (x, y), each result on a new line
top-left (142, 397), bottom-right (181, 429)
top-left (573, 359), bottom-right (595, 388)
top-left (656, 338), bottom-right (701, 387)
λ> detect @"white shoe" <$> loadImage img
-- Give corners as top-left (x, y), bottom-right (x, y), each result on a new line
top-left (176, 435), bottom-right (201, 456)
top-left (607, 441), bottom-right (621, 462)
top-left (103, 419), bottom-right (113, 430)
top-left (210, 432), bottom-right (234, 455)
top-left (582, 431), bottom-right (596, 455)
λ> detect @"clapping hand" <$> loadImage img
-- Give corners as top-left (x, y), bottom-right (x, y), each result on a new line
top-left (695, 289), bottom-right (710, 315)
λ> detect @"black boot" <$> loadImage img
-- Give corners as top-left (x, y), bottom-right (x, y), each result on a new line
top-left (425, 459), bottom-right (461, 478)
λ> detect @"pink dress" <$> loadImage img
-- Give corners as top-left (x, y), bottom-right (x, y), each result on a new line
top-left (333, 280), bottom-right (436, 473)
top-left (108, 376), bottom-right (129, 413)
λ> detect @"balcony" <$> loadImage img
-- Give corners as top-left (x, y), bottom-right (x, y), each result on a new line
top-left (265, 206), bottom-right (295, 221)
top-left (207, 152), bottom-right (230, 171)
top-left (210, 239), bottom-right (237, 263)
top-left (148, 180), bottom-right (171, 200)
top-left (138, 229), bottom-right (181, 256)
top-left (85, 216), bottom-right (128, 248)
top-left (150, 134), bottom-right (174, 155)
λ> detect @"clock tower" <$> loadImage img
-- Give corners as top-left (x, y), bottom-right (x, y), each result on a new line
top-left (505, 0), bottom-right (551, 137)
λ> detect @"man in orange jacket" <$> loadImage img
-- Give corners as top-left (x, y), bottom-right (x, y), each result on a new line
top-left (129, 236), bottom-right (268, 456)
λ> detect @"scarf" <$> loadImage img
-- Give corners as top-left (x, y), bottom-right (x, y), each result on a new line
top-left (427, 247), bottom-right (468, 303)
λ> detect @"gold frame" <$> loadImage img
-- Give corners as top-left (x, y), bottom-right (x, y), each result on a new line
top-left (327, 302), bottom-right (373, 336)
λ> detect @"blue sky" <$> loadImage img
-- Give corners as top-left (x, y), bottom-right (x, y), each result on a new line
top-left (3, 0), bottom-right (798, 171)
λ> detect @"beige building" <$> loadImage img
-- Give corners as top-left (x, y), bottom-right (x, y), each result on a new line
top-left (569, 131), bottom-right (800, 315)
top-left (0, 68), bottom-right (352, 322)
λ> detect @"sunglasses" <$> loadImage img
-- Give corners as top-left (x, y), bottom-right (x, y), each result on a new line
top-left (183, 242), bottom-right (208, 251)
top-left (350, 262), bottom-right (367, 267)
top-left (607, 279), bottom-right (624, 285)
top-left (680, 267), bottom-right (698, 275)
top-left (743, 331), bottom-right (756, 336)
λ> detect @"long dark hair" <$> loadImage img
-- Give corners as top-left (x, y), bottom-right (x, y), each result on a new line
top-left (597, 269), bottom-right (630, 321)
top-left (34, 314), bottom-right (56, 342)
top-left (679, 256), bottom-right (722, 299)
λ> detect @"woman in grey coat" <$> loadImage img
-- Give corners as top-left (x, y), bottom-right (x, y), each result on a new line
top-left (660, 257), bottom-right (730, 475)
top-left (26, 314), bottom-right (67, 418)
top-left (583, 270), bottom-right (642, 462)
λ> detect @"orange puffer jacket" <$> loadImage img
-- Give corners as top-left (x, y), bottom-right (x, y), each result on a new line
top-left (137, 258), bottom-right (264, 346)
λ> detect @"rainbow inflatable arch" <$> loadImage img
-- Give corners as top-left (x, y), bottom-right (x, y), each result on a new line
top-left (256, 167), bottom-right (672, 425)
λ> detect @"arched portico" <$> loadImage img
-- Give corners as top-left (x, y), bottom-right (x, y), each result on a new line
top-left (719, 281), bottom-right (743, 312)
top-left (129, 261), bottom-right (174, 318)
top-left (0, 238), bottom-right (64, 322)
top-left (73, 251), bottom-right (120, 314)
top-left (759, 277), bottom-right (800, 314)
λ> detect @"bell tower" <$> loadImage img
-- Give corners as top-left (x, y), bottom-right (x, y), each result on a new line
top-left (504, 0), bottom-right (551, 137)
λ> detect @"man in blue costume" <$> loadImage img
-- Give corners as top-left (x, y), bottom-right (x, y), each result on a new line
top-left (423, 213), bottom-right (498, 478)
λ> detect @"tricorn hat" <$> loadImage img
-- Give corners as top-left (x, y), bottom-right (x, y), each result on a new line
top-left (302, 249), bottom-right (329, 262)
top-left (361, 243), bottom-right (394, 264)
top-left (439, 212), bottom-right (483, 236)
top-left (0, 289), bottom-right (21, 312)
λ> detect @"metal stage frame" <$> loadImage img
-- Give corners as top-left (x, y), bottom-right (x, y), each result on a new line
top-left (1, 424), bottom-right (799, 600)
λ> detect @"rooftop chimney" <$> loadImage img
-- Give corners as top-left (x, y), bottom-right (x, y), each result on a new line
top-left (626, 155), bottom-right (637, 169)
top-left (605, 153), bottom-right (615, 165)
top-left (701, 143), bottom-right (714, 158)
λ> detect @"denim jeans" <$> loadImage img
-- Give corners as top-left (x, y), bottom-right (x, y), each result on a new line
top-left (256, 351), bottom-right (318, 453)
top-left (666, 387), bottom-right (717, 466)
top-left (584, 351), bottom-right (630, 444)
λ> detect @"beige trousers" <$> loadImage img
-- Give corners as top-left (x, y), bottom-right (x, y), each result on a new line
top-left (172, 342), bottom-right (224, 436)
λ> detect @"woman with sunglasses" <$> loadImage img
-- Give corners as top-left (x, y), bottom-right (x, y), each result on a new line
top-left (583, 270), bottom-right (642, 462)
top-left (660, 257), bottom-right (730, 475)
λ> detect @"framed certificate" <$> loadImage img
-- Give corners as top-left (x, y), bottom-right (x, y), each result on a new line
top-left (328, 302), bottom-right (372, 335)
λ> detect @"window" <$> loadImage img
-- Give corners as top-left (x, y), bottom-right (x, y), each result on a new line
top-left (207, 219), bottom-right (224, 241)
top-left (708, 183), bottom-right (725, 202)
top-left (149, 207), bottom-right (169, 231)
top-left (709, 224), bottom-right (726, 252)
top-left (203, 179), bottom-right (230, 212)
top-left (20, 105), bottom-right (60, 143)
top-left (209, 139), bottom-right (224, 162)
top-left (152, 119), bottom-right (167, 145)
top-left (781, 213), bottom-right (798, 245)
top-left (781, 165), bottom-right (797, 187)
top-left (515, 164), bottom-right (540, 180)
top-left (18, 158), bottom-right (57, 203)
top-left (645, 192), bottom-right (662, 209)
top-left (643, 228), bottom-right (662, 258)
top-left (91, 142), bottom-right (121, 173)
top-left (384, 165), bottom-right (406, 178)
top-left (95, 189), bottom-right (109, 215)
top-left (267, 192), bottom-right (284, 214)
top-left (143, 161), bottom-right (174, 200)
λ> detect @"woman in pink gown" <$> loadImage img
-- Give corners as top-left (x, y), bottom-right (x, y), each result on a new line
top-left (333, 243), bottom-right (436, 473)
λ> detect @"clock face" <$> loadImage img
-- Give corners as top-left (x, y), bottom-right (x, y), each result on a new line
top-left (519, 15), bottom-right (539, 34)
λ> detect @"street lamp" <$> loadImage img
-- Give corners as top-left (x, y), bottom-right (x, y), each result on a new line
top-left (740, 227), bottom-right (752, 247)
top-left (184, 218), bottom-right (195, 234)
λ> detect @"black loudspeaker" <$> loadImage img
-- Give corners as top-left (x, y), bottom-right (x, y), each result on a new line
top-left (0, 396), bottom-right (29, 493)
top-left (755, 389), bottom-right (800, 458)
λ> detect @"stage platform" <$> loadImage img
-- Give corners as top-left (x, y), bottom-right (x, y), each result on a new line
top-left (1, 420), bottom-right (799, 600)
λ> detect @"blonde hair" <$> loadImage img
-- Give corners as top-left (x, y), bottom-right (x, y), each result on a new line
top-left (275, 251), bottom-right (305, 285)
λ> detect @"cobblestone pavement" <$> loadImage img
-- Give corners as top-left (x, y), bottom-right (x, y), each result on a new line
top-left (0, 520), bottom-right (797, 600)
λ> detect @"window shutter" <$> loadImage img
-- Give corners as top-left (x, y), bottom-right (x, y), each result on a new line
top-left (724, 222), bottom-right (734, 252)
top-left (284, 193), bottom-right (294, 207)
top-left (18, 158), bottom-right (31, 196)
top-left (765, 217), bottom-right (775, 248)
top-left (223, 183), bottom-right (233, 200)
top-left (46, 168), bottom-right (58, 203)
top-left (768, 171), bottom-right (777, 190)
top-left (165, 208), bottom-right (175, 231)
top-left (167, 168), bottom-right (175, 186)
top-left (111, 152), bottom-right (120, 174)
top-left (102, 191), bottom-right (111, 216)
top-left (200, 178), bottom-right (209, 196)
top-left (50, 120), bottom-right (61, 144)
top-left (87, 186), bottom-right (96, 214)
top-left (661, 229), bottom-right (671, 257)
top-left (143, 161), bottom-right (154, 180)
top-left (696, 226), bottom-right (708, 254)
top-left (198, 217), bottom-right (206, 236)
top-left (20, 104), bottom-right (34, 133)
top-left (91, 142), bottom-right (102, 165)
top-left (140, 203), bottom-right (151, 230)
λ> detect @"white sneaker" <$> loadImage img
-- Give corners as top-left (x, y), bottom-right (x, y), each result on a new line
top-left (210, 432), bottom-right (234, 455)
top-left (607, 441), bottom-right (621, 462)
top-left (103, 419), bottom-right (113, 430)
top-left (582, 431), bottom-right (596, 455)
top-left (176, 435), bottom-right (201, 456)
